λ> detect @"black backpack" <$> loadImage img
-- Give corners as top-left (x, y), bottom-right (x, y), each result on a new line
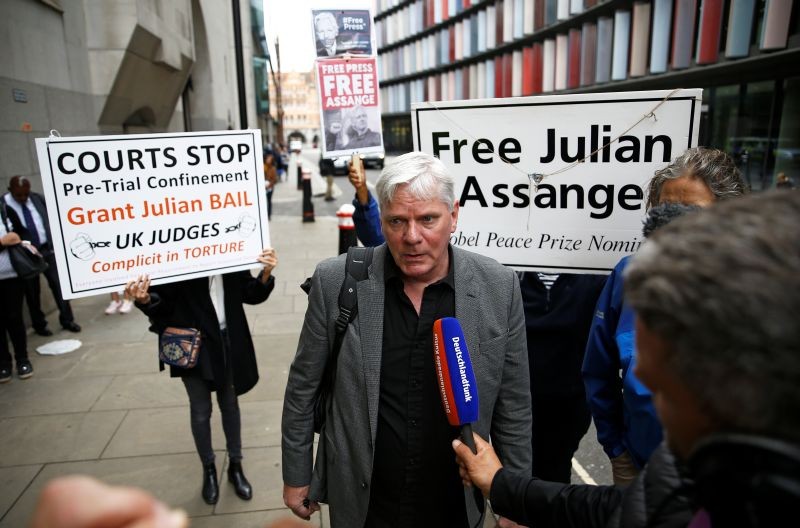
top-left (301, 246), bottom-right (374, 433)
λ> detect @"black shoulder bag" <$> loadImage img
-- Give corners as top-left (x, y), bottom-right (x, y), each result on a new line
top-left (301, 246), bottom-right (374, 433)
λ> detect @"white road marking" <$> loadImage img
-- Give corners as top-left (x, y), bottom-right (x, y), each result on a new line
top-left (572, 457), bottom-right (597, 485)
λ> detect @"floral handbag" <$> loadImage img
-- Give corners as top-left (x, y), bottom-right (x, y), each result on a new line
top-left (158, 327), bottom-right (201, 368)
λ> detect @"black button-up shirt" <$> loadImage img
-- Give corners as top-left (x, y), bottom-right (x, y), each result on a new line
top-left (365, 248), bottom-right (468, 528)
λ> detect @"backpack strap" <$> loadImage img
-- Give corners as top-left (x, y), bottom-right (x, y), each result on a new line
top-left (334, 246), bottom-right (373, 333)
top-left (317, 246), bottom-right (375, 428)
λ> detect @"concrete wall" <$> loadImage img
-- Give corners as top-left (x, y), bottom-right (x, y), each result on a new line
top-left (1, 0), bottom-right (265, 192)
top-left (0, 0), bottom-right (99, 191)
top-left (1, 0), bottom-right (267, 319)
top-left (191, 0), bottom-right (263, 132)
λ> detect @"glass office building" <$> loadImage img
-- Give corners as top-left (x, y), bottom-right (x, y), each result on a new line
top-left (374, 0), bottom-right (799, 189)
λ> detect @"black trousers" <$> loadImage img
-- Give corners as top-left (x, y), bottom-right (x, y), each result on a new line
top-left (0, 277), bottom-right (28, 367)
top-left (181, 374), bottom-right (242, 465)
top-left (25, 250), bottom-right (74, 330)
top-left (531, 393), bottom-right (591, 483)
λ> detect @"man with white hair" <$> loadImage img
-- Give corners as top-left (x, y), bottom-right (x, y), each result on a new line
top-left (282, 152), bottom-right (532, 527)
top-left (314, 11), bottom-right (341, 57)
top-left (343, 105), bottom-right (382, 150)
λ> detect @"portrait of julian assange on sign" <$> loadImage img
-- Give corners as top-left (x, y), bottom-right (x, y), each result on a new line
top-left (34, 130), bottom-right (270, 299)
top-left (317, 56), bottom-right (384, 159)
top-left (311, 9), bottom-right (373, 58)
top-left (412, 89), bottom-right (702, 274)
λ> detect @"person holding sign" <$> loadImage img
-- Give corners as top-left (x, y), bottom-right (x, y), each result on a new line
top-left (126, 247), bottom-right (278, 505)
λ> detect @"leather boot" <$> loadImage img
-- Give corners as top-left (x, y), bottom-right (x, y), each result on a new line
top-left (201, 463), bottom-right (219, 504)
top-left (227, 460), bottom-right (252, 500)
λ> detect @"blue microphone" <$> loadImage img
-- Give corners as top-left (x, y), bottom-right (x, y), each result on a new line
top-left (433, 317), bottom-right (479, 453)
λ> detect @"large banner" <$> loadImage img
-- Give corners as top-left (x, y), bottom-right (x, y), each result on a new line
top-left (317, 56), bottom-right (384, 158)
top-left (34, 130), bottom-right (269, 299)
top-left (412, 89), bottom-right (702, 273)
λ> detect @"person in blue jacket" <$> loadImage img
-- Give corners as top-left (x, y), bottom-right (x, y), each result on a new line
top-left (582, 148), bottom-right (747, 485)
top-left (348, 156), bottom-right (384, 247)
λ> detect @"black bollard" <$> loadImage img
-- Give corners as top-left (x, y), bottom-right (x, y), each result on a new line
top-left (302, 168), bottom-right (315, 222)
top-left (297, 164), bottom-right (303, 190)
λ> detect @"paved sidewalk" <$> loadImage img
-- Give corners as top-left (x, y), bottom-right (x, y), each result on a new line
top-left (0, 152), bottom-right (606, 527)
top-left (0, 176), bottom-right (339, 527)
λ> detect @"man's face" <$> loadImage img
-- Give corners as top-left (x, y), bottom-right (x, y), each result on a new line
top-left (316, 19), bottom-right (338, 48)
top-left (9, 182), bottom-right (30, 204)
top-left (633, 317), bottom-right (716, 459)
top-left (659, 174), bottom-right (715, 206)
top-left (353, 110), bottom-right (368, 134)
top-left (381, 184), bottom-right (458, 285)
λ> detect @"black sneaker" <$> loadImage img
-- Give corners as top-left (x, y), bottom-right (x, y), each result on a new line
top-left (17, 360), bottom-right (33, 380)
top-left (0, 366), bottom-right (11, 383)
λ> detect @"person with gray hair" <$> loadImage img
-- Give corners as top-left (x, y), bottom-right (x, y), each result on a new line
top-left (646, 147), bottom-right (746, 208)
top-left (374, 151), bottom-right (455, 211)
top-left (343, 105), bottom-right (382, 150)
top-left (625, 191), bottom-right (800, 457)
top-left (582, 148), bottom-right (747, 485)
top-left (282, 151), bottom-right (531, 527)
top-left (314, 11), bottom-right (341, 57)
top-left (453, 190), bottom-right (800, 528)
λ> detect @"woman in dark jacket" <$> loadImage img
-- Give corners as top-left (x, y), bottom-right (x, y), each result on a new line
top-left (126, 248), bottom-right (277, 505)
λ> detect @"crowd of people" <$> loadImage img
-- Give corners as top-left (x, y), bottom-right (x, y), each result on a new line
top-left (3, 144), bottom-right (798, 528)
top-left (279, 147), bottom-right (797, 528)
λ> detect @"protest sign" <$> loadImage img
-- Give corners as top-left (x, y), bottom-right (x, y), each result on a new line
top-left (311, 9), bottom-right (374, 58)
top-left (317, 56), bottom-right (384, 158)
top-left (412, 89), bottom-right (702, 273)
top-left (34, 130), bottom-right (269, 299)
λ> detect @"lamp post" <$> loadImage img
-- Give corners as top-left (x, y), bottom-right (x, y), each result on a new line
top-left (232, 0), bottom-right (248, 129)
top-left (275, 37), bottom-right (285, 145)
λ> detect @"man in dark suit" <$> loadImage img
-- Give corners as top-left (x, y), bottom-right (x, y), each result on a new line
top-left (282, 152), bottom-right (531, 527)
top-left (4, 176), bottom-right (81, 334)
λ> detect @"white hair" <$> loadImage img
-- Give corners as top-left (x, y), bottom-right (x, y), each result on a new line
top-left (375, 152), bottom-right (456, 211)
top-left (314, 11), bottom-right (338, 32)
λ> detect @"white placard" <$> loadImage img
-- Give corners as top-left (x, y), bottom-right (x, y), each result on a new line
top-left (412, 89), bottom-right (702, 273)
top-left (317, 56), bottom-right (384, 159)
top-left (34, 130), bottom-right (269, 298)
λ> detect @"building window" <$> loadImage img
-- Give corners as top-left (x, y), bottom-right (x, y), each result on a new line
top-left (775, 77), bottom-right (800, 190)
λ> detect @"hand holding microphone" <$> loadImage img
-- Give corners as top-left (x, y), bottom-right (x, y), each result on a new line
top-left (434, 317), bottom-right (489, 526)
top-left (452, 433), bottom-right (503, 497)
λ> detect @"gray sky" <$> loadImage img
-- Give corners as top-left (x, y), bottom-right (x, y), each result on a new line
top-left (264, 0), bottom-right (373, 72)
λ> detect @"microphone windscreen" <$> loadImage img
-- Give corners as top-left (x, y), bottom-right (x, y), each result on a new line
top-left (433, 317), bottom-right (479, 426)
